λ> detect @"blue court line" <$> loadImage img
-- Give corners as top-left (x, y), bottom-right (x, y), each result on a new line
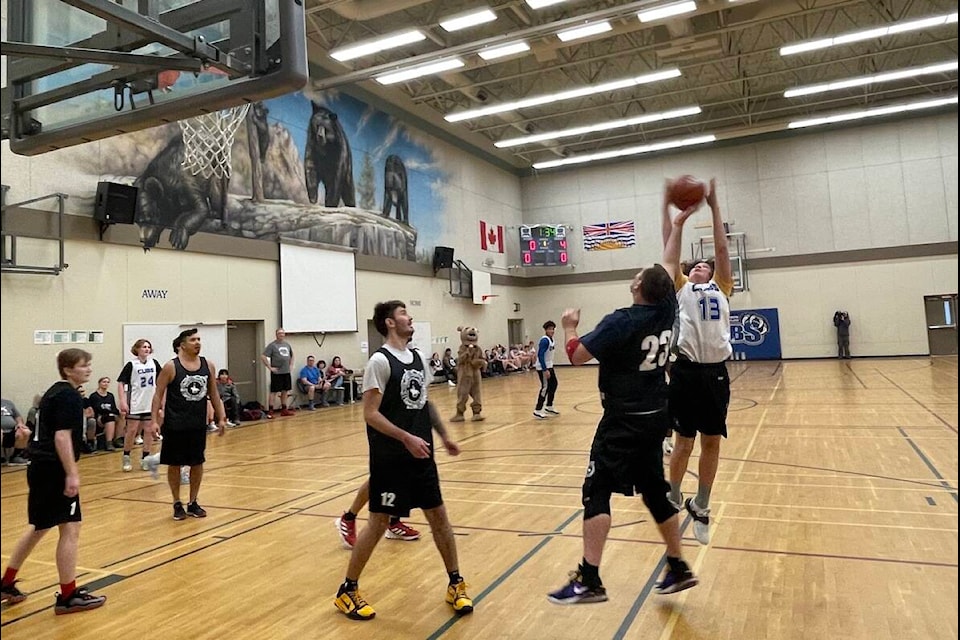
top-left (897, 427), bottom-right (959, 503)
top-left (426, 508), bottom-right (583, 640)
top-left (613, 513), bottom-right (692, 640)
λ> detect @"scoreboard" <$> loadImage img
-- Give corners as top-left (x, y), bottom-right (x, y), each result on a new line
top-left (520, 224), bottom-right (568, 266)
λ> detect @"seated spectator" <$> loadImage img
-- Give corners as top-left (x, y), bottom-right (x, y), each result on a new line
top-left (485, 349), bottom-right (505, 376)
top-left (441, 348), bottom-right (457, 386)
top-left (298, 356), bottom-right (330, 410)
top-left (77, 385), bottom-right (97, 454)
top-left (217, 369), bottom-right (242, 425)
top-left (88, 376), bottom-right (119, 451)
top-left (1, 397), bottom-right (31, 465)
top-left (428, 352), bottom-right (449, 384)
top-left (326, 356), bottom-right (351, 391)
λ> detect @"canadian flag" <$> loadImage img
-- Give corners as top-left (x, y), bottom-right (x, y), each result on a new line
top-left (480, 220), bottom-right (504, 253)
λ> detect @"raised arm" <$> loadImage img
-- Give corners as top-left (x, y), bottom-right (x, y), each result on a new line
top-left (661, 179), bottom-right (673, 247)
top-left (707, 179), bottom-right (732, 285)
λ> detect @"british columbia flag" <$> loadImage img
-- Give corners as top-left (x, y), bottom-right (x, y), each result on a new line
top-left (583, 220), bottom-right (636, 251)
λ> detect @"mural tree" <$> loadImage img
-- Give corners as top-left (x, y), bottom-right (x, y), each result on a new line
top-left (358, 153), bottom-right (376, 210)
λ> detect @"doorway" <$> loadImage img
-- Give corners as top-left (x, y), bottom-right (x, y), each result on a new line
top-left (507, 318), bottom-right (525, 348)
top-left (924, 294), bottom-right (958, 355)
top-left (228, 321), bottom-right (262, 404)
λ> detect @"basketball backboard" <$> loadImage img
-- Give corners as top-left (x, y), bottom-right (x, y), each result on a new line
top-left (2, 0), bottom-right (307, 155)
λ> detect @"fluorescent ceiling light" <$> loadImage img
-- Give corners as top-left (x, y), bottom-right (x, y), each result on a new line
top-left (440, 8), bottom-right (497, 33)
top-left (330, 30), bottom-right (426, 62)
top-left (526, 0), bottom-right (568, 8)
top-left (495, 106), bottom-right (701, 148)
top-left (478, 41), bottom-right (531, 61)
top-left (532, 135), bottom-right (716, 169)
top-left (784, 60), bottom-right (958, 98)
top-left (788, 95), bottom-right (958, 129)
top-left (781, 12), bottom-right (958, 56)
top-left (375, 58), bottom-right (465, 85)
top-left (638, 1), bottom-right (697, 23)
top-left (557, 21), bottom-right (613, 42)
top-left (446, 68), bottom-right (681, 122)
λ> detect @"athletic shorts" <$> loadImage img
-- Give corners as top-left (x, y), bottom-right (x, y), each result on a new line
top-left (368, 454), bottom-right (443, 517)
top-left (28, 462), bottom-right (82, 530)
top-left (159, 428), bottom-right (207, 466)
top-left (127, 412), bottom-right (151, 421)
top-left (668, 358), bottom-right (730, 438)
top-left (583, 409), bottom-right (670, 499)
top-left (2, 431), bottom-right (14, 448)
top-left (270, 373), bottom-right (292, 393)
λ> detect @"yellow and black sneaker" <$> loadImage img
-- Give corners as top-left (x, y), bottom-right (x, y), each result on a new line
top-left (334, 584), bottom-right (376, 621)
top-left (445, 579), bottom-right (474, 615)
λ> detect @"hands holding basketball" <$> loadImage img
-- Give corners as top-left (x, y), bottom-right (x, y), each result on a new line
top-left (665, 175), bottom-right (716, 224)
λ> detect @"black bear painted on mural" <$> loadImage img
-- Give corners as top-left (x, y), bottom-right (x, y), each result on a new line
top-left (382, 154), bottom-right (409, 224)
top-left (134, 135), bottom-right (225, 251)
top-left (304, 103), bottom-right (356, 207)
top-left (251, 102), bottom-right (270, 161)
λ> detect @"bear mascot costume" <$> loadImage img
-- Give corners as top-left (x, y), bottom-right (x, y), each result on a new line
top-left (451, 326), bottom-right (486, 422)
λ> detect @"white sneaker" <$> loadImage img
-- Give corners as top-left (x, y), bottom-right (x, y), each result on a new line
top-left (533, 409), bottom-right (548, 419)
top-left (226, 420), bottom-right (238, 428)
top-left (544, 406), bottom-right (560, 415)
top-left (142, 453), bottom-right (161, 479)
top-left (134, 435), bottom-right (143, 445)
top-left (662, 437), bottom-right (674, 456)
top-left (448, 380), bottom-right (456, 387)
top-left (180, 467), bottom-right (190, 485)
top-left (122, 454), bottom-right (133, 472)
top-left (207, 422), bottom-right (219, 432)
top-left (685, 497), bottom-right (711, 545)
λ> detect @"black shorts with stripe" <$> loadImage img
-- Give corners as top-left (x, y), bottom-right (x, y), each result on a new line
top-left (668, 357), bottom-right (730, 438)
top-left (28, 462), bottom-right (82, 530)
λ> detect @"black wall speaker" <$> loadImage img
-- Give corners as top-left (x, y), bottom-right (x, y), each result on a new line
top-left (433, 246), bottom-right (455, 270)
top-left (93, 181), bottom-right (138, 224)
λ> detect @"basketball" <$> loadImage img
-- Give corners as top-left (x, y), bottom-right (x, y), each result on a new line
top-left (669, 175), bottom-right (706, 210)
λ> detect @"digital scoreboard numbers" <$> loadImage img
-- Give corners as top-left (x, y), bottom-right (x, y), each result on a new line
top-left (520, 224), bottom-right (568, 266)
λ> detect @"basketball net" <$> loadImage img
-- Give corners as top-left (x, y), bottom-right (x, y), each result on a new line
top-left (179, 104), bottom-right (251, 179)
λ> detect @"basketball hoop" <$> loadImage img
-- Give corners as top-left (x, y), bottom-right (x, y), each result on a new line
top-left (179, 104), bottom-right (251, 179)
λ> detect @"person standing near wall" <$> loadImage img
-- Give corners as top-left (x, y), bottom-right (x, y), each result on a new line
top-left (261, 328), bottom-right (294, 418)
top-left (833, 311), bottom-right (851, 359)
top-left (0, 349), bottom-right (108, 614)
top-left (533, 321), bottom-right (559, 419)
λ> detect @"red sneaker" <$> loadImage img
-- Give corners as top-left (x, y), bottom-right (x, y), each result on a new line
top-left (335, 514), bottom-right (357, 549)
top-left (280, 409), bottom-right (296, 417)
top-left (385, 520), bottom-right (422, 541)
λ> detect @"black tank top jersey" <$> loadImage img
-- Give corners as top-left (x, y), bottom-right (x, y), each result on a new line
top-left (163, 357), bottom-right (210, 431)
top-left (29, 381), bottom-right (85, 463)
top-left (367, 347), bottom-right (432, 459)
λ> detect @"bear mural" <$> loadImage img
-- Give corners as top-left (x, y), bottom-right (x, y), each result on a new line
top-left (93, 90), bottom-right (442, 259)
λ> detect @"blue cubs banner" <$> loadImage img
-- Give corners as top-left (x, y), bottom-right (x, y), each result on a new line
top-left (730, 308), bottom-right (782, 360)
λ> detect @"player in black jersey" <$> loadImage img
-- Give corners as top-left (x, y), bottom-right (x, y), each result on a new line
top-left (0, 349), bottom-right (107, 614)
top-left (547, 265), bottom-right (698, 605)
top-left (334, 300), bottom-right (472, 621)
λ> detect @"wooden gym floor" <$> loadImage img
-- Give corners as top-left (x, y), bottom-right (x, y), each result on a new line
top-left (2, 357), bottom-right (957, 639)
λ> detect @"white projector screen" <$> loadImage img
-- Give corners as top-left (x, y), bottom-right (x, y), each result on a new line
top-left (280, 243), bottom-right (358, 333)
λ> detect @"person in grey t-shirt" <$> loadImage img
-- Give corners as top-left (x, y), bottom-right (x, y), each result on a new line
top-left (261, 328), bottom-right (294, 417)
top-left (2, 398), bottom-right (31, 464)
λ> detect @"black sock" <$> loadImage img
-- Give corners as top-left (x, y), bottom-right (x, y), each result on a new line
top-left (341, 578), bottom-right (358, 593)
top-left (389, 516), bottom-right (400, 526)
top-left (666, 556), bottom-right (688, 573)
top-left (580, 559), bottom-right (601, 587)
top-left (448, 570), bottom-right (462, 585)
top-left (343, 511), bottom-right (357, 521)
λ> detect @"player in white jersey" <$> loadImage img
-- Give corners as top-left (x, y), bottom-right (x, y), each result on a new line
top-left (532, 321), bottom-right (559, 419)
top-left (117, 339), bottom-right (162, 473)
top-left (662, 178), bottom-right (733, 546)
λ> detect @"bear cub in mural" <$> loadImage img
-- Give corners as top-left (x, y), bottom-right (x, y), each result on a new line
top-left (251, 101), bottom-right (271, 162)
top-left (134, 135), bottom-right (225, 251)
top-left (382, 154), bottom-right (409, 224)
top-left (304, 103), bottom-right (356, 207)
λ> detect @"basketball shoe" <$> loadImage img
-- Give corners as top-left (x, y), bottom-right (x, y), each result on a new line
top-left (54, 587), bottom-right (106, 615)
top-left (1, 580), bottom-right (27, 604)
top-left (533, 409), bottom-right (548, 419)
top-left (685, 497), bottom-right (711, 545)
top-left (445, 579), bottom-right (474, 615)
top-left (385, 520), bottom-right (421, 541)
top-left (334, 584), bottom-right (375, 620)
top-left (547, 568), bottom-right (608, 604)
top-left (544, 406), bottom-right (560, 415)
top-left (655, 559), bottom-right (698, 595)
top-left (335, 514), bottom-right (357, 549)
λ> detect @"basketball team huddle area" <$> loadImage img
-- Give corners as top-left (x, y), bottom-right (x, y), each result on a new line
top-left (1, 1), bottom-right (959, 639)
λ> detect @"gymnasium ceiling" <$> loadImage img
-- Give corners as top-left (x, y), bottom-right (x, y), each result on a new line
top-left (303, 0), bottom-right (959, 171)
